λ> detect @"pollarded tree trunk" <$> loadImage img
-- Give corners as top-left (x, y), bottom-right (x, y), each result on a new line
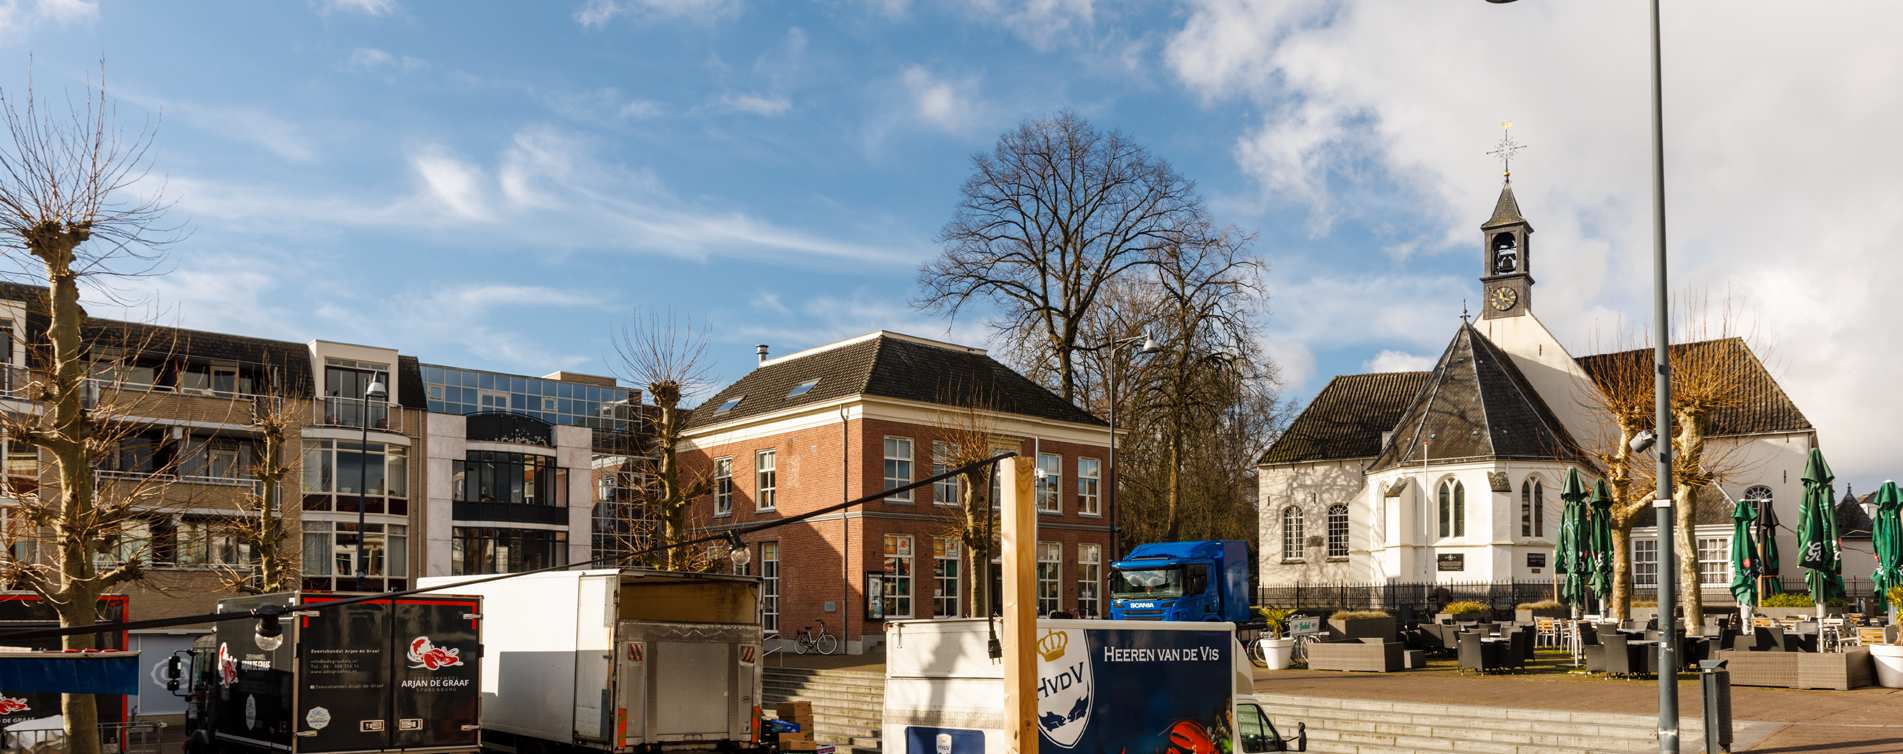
top-left (44, 253), bottom-right (106, 754)
top-left (1610, 526), bottom-right (1632, 622)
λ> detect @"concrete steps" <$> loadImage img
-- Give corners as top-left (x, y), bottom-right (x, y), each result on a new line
top-left (763, 666), bottom-right (885, 753)
top-left (1255, 693), bottom-right (1697, 754)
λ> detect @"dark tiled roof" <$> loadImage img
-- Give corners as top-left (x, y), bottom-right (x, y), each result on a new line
top-left (684, 333), bottom-right (1102, 431)
top-left (1258, 372), bottom-right (1428, 465)
top-left (1842, 489), bottom-right (1876, 540)
top-left (1483, 182), bottom-right (1528, 229)
top-left (1370, 323), bottom-right (1589, 472)
top-left (1576, 338), bottom-right (1811, 437)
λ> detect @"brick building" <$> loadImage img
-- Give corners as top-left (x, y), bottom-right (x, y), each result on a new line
top-left (680, 331), bottom-right (1110, 654)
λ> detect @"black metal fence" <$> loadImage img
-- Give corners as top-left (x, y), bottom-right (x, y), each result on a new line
top-left (1257, 576), bottom-right (1887, 622)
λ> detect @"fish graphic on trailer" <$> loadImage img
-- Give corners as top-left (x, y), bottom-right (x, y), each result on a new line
top-left (1034, 628), bottom-right (1093, 748)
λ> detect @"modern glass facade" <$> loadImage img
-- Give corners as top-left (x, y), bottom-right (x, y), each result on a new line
top-left (420, 363), bottom-right (635, 432)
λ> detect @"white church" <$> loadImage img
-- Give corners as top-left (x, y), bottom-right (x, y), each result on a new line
top-left (1254, 176), bottom-right (1870, 599)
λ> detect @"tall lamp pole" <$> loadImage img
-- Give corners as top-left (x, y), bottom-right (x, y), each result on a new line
top-left (1483, 0), bottom-right (1676, 749)
top-left (358, 374), bottom-right (388, 592)
top-left (1106, 332), bottom-right (1161, 561)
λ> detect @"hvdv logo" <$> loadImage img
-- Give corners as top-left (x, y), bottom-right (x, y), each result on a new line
top-left (1033, 628), bottom-right (1092, 748)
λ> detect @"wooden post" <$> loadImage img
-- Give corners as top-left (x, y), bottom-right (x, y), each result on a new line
top-left (999, 455), bottom-right (1039, 754)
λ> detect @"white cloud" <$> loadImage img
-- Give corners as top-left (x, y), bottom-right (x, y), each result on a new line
top-left (412, 147), bottom-right (490, 220)
top-left (1363, 350), bottom-right (1434, 374)
top-left (720, 93), bottom-right (791, 116)
top-left (967, 0), bottom-right (1095, 51)
top-left (574, 0), bottom-right (739, 28)
top-left (323, 0), bottom-right (395, 16)
top-left (170, 125), bottom-right (921, 267)
top-left (124, 94), bottom-right (318, 163)
top-left (899, 65), bottom-right (984, 134)
top-left (1165, 0), bottom-right (1903, 485)
top-left (35, 0), bottom-right (96, 23)
top-left (346, 47), bottom-right (425, 72)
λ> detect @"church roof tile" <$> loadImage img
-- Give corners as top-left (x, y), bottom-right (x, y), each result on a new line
top-left (1258, 371), bottom-right (1429, 465)
top-left (1368, 322), bottom-right (1590, 472)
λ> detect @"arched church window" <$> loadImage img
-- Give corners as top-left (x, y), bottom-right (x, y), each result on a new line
top-left (1438, 479), bottom-right (1465, 539)
top-left (1521, 479), bottom-right (1533, 537)
top-left (1492, 233), bottom-right (1519, 274)
top-left (1744, 485), bottom-right (1774, 505)
top-left (1326, 504), bottom-right (1349, 560)
top-left (1535, 480), bottom-right (1545, 537)
top-left (1282, 506), bottom-right (1305, 562)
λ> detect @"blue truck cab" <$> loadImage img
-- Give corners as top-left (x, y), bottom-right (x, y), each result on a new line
top-left (1108, 540), bottom-right (1253, 623)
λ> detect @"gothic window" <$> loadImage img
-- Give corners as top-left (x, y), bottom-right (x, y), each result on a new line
top-left (1521, 478), bottom-right (1546, 537)
top-left (1282, 506), bottom-right (1305, 562)
top-left (1438, 479), bottom-right (1465, 539)
top-left (1492, 233), bottom-right (1519, 274)
top-left (1744, 485), bottom-right (1774, 505)
top-left (1326, 505), bottom-right (1349, 560)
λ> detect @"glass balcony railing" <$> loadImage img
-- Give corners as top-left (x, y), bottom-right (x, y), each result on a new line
top-left (314, 396), bottom-right (402, 432)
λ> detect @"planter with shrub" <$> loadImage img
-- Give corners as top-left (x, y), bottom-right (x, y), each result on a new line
top-left (1328, 610), bottom-right (1396, 641)
top-left (1255, 607), bottom-right (1296, 670)
top-left (1435, 600), bottom-right (1491, 623)
top-left (1515, 599), bottom-right (1568, 622)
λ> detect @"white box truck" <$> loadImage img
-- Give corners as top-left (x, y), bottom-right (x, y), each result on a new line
top-left (881, 618), bottom-right (1304, 754)
top-left (418, 569), bottom-right (765, 753)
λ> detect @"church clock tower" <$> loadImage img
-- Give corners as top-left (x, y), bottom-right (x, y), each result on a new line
top-left (1480, 179), bottom-right (1532, 320)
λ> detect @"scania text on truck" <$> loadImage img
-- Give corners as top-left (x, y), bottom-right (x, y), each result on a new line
top-left (177, 592), bottom-right (484, 754)
top-left (881, 618), bottom-right (1304, 754)
top-left (417, 569), bottom-right (766, 753)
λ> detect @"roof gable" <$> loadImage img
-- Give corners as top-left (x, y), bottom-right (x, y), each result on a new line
top-left (1258, 371), bottom-right (1427, 465)
top-left (683, 332), bottom-right (1102, 431)
top-left (1574, 338), bottom-right (1811, 437)
top-left (1369, 323), bottom-right (1588, 472)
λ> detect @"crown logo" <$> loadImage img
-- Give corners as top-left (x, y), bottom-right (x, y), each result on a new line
top-left (1037, 630), bottom-right (1069, 662)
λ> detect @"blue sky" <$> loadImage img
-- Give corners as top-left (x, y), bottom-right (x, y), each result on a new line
top-left (7, 0), bottom-right (1903, 490)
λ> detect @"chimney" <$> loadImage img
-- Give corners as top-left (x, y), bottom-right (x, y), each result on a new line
top-left (756, 344), bottom-right (770, 364)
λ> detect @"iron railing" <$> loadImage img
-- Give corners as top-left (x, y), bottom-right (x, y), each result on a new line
top-left (1257, 576), bottom-right (1888, 621)
top-left (313, 395), bottom-right (402, 432)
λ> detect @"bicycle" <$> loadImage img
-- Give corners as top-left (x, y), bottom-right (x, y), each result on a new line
top-left (794, 619), bottom-right (839, 656)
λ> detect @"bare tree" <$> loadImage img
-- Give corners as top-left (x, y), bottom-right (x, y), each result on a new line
top-left (612, 309), bottom-right (712, 570)
top-left (0, 73), bottom-right (175, 754)
top-left (918, 110), bottom-right (1220, 403)
top-left (930, 383), bottom-right (1002, 615)
top-left (215, 386), bottom-right (300, 593)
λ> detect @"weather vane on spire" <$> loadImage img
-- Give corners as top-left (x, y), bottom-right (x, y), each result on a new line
top-left (1486, 121), bottom-right (1526, 180)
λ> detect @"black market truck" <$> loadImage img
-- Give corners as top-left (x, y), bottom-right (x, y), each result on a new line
top-left (179, 592), bottom-right (484, 754)
top-left (416, 569), bottom-right (766, 753)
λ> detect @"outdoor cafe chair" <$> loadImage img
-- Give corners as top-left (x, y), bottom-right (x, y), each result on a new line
top-left (1535, 618), bottom-right (1558, 648)
top-left (1598, 635), bottom-right (1649, 676)
top-left (1750, 625), bottom-right (1784, 652)
top-left (1458, 632), bottom-right (1509, 673)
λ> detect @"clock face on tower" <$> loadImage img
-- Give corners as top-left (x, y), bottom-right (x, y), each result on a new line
top-left (1490, 286), bottom-right (1518, 312)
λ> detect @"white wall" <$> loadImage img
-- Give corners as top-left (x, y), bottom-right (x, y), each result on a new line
top-left (423, 413), bottom-right (596, 576)
top-left (1257, 459), bottom-right (1370, 586)
top-left (1478, 312), bottom-right (1618, 454)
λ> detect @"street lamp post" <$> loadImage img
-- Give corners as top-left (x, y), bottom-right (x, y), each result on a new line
top-left (358, 375), bottom-right (387, 592)
top-left (1106, 332), bottom-right (1161, 560)
top-left (1485, 0), bottom-right (1677, 749)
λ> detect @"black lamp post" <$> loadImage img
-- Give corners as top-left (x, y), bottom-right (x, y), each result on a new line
top-left (1485, 1), bottom-right (1677, 749)
top-left (1106, 332), bottom-right (1161, 560)
top-left (357, 374), bottom-right (387, 592)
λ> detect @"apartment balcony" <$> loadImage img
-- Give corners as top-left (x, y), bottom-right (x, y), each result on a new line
top-left (312, 396), bottom-right (404, 433)
top-left (94, 469), bottom-right (269, 513)
top-left (81, 378), bottom-right (278, 428)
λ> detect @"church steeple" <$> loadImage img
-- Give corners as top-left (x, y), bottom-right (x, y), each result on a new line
top-left (1480, 124), bottom-right (1533, 320)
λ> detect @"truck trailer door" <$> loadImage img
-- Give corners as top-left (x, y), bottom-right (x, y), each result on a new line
top-left (296, 600), bottom-right (395, 752)
top-left (389, 599), bottom-right (482, 750)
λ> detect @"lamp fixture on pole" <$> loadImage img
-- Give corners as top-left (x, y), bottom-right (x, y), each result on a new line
top-left (1106, 331), bottom-right (1162, 561)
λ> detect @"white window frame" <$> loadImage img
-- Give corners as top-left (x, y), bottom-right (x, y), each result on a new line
top-left (1438, 479), bottom-right (1466, 539)
top-left (884, 534), bottom-right (914, 619)
top-left (1035, 452), bottom-right (1061, 514)
top-left (932, 441), bottom-right (961, 507)
top-left (1697, 536), bottom-right (1731, 586)
top-left (755, 449), bottom-right (777, 511)
top-left (933, 536), bottom-right (961, 618)
top-left (1326, 504), bottom-right (1349, 560)
top-left (883, 436), bottom-right (913, 502)
top-left (1633, 538), bottom-right (1659, 589)
top-left (1282, 506), bottom-right (1305, 563)
top-left (1076, 457), bottom-right (1102, 516)
top-left (1077, 543), bottom-right (1101, 618)
top-left (713, 457), bottom-right (733, 516)
top-left (760, 542), bottom-right (779, 633)
top-left (1036, 541), bottom-right (1062, 615)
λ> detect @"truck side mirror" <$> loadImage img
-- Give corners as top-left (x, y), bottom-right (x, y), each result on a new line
top-left (166, 679), bottom-right (180, 693)
top-left (166, 656), bottom-right (182, 680)
top-left (1296, 722), bottom-right (1307, 752)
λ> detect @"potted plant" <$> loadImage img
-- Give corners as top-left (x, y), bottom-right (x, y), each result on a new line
top-left (1758, 592), bottom-right (1819, 623)
top-left (1874, 586), bottom-right (1903, 689)
top-left (1255, 607), bottom-right (1296, 670)
top-left (1515, 599), bottom-right (1568, 623)
top-left (1328, 609), bottom-right (1396, 641)
top-left (1436, 600), bottom-right (1490, 623)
